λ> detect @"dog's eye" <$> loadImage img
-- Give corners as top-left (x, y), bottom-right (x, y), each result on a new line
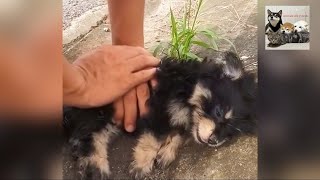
top-left (299, 26), bottom-right (302, 28)
top-left (214, 105), bottom-right (223, 118)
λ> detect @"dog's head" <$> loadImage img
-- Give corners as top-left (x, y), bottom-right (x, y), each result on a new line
top-left (281, 23), bottom-right (294, 34)
top-left (189, 52), bottom-right (256, 147)
top-left (294, 21), bottom-right (309, 33)
top-left (267, 9), bottom-right (282, 26)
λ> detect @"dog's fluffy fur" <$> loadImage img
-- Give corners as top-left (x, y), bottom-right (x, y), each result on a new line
top-left (63, 51), bottom-right (257, 179)
top-left (294, 20), bottom-right (309, 33)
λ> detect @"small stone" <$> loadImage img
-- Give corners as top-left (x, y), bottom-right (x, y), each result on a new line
top-left (240, 55), bottom-right (249, 60)
top-left (104, 27), bottom-right (110, 32)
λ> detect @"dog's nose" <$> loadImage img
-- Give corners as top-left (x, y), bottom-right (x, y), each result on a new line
top-left (208, 134), bottom-right (219, 145)
top-left (271, 17), bottom-right (273, 20)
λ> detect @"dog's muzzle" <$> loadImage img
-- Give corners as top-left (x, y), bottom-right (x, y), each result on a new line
top-left (207, 134), bottom-right (228, 147)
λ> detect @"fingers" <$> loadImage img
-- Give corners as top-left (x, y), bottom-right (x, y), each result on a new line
top-left (113, 98), bottom-right (124, 126)
top-left (150, 77), bottom-right (158, 89)
top-left (123, 89), bottom-right (138, 132)
top-left (132, 68), bottom-right (157, 85)
top-left (136, 83), bottom-right (150, 117)
top-left (128, 55), bottom-right (159, 72)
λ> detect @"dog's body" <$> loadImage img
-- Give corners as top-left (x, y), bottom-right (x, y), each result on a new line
top-left (64, 52), bottom-right (257, 179)
top-left (265, 9), bottom-right (285, 47)
top-left (291, 31), bottom-right (310, 43)
top-left (265, 9), bottom-right (283, 34)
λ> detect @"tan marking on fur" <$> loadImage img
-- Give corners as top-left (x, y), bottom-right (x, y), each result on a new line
top-left (225, 109), bottom-right (233, 119)
top-left (192, 110), bottom-right (215, 144)
top-left (156, 134), bottom-right (183, 167)
top-left (168, 99), bottom-right (190, 127)
top-left (224, 64), bottom-right (242, 80)
top-left (198, 117), bottom-right (215, 143)
top-left (88, 124), bottom-right (119, 176)
top-left (189, 82), bottom-right (212, 107)
top-left (131, 132), bottom-right (161, 176)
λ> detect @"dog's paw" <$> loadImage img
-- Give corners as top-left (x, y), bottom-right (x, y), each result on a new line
top-left (130, 132), bottom-right (161, 178)
top-left (129, 161), bottom-right (154, 179)
top-left (155, 148), bottom-right (176, 168)
top-left (155, 134), bottom-right (182, 168)
top-left (77, 157), bottom-right (111, 179)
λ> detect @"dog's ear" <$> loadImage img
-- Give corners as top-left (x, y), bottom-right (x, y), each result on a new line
top-left (222, 52), bottom-right (244, 81)
top-left (278, 10), bottom-right (282, 16)
top-left (267, 9), bottom-right (272, 15)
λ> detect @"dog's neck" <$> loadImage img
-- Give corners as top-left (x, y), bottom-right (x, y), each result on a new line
top-left (268, 20), bottom-right (282, 32)
top-left (270, 20), bottom-right (278, 27)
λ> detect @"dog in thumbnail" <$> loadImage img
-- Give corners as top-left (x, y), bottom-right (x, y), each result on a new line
top-left (265, 9), bottom-right (286, 47)
top-left (280, 22), bottom-right (294, 43)
top-left (265, 9), bottom-right (283, 33)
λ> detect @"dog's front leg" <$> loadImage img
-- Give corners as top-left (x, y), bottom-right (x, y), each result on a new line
top-left (155, 130), bottom-right (185, 168)
top-left (79, 124), bottom-right (119, 179)
top-left (130, 130), bottom-right (185, 178)
top-left (130, 132), bottom-right (161, 178)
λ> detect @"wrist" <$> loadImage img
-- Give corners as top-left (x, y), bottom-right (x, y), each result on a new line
top-left (63, 61), bottom-right (89, 107)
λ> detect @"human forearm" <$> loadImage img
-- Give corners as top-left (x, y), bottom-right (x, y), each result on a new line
top-left (0, 41), bottom-right (61, 121)
top-left (107, 0), bottom-right (145, 46)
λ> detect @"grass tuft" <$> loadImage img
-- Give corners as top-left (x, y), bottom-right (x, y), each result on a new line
top-left (153, 0), bottom-right (237, 61)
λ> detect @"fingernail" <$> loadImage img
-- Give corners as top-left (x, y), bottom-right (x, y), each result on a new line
top-left (150, 68), bottom-right (157, 73)
top-left (126, 125), bottom-right (135, 132)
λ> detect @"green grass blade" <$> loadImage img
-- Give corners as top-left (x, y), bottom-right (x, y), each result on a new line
top-left (191, 0), bottom-right (203, 30)
top-left (170, 8), bottom-right (178, 42)
top-left (198, 29), bottom-right (218, 39)
top-left (186, 52), bottom-right (201, 61)
top-left (191, 40), bottom-right (212, 49)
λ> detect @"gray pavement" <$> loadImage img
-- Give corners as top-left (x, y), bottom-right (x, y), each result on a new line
top-left (63, 0), bottom-right (105, 30)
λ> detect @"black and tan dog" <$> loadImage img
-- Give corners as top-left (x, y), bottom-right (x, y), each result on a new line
top-left (63, 51), bottom-right (257, 179)
top-left (265, 9), bottom-right (283, 33)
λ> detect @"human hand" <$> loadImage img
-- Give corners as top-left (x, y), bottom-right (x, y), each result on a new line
top-left (63, 45), bottom-right (159, 108)
top-left (113, 78), bottom-right (158, 132)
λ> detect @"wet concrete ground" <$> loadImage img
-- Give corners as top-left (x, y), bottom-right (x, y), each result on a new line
top-left (63, 0), bottom-right (258, 179)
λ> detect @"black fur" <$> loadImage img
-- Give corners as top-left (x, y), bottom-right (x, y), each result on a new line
top-left (63, 51), bottom-right (257, 178)
top-left (291, 31), bottom-right (310, 43)
top-left (63, 105), bottom-right (114, 159)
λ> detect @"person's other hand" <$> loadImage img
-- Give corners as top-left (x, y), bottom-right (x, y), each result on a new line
top-left (64, 45), bottom-right (159, 108)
